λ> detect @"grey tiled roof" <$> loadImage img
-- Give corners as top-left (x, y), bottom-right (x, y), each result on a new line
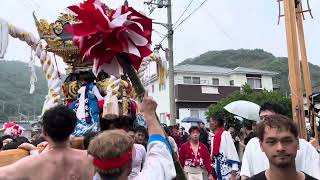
top-left (174, 64), bottom-right (233, 75)
top-left (232, 67), bottom-right (278, 75)
top-left (174, 64), bottom-right (278, 76)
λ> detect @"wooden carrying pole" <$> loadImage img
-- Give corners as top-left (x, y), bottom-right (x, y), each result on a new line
top-left (283, 0), bottom-right (307, 139)
top-left (296, 4), bottom-right (312, 111)
top-left (296, 3), bottom-right (319, 144)
top-left (0, 138), bottom-right (83, 167)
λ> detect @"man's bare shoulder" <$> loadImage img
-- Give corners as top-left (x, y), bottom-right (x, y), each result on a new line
top-left (69, 148), bottom-right (89, 154)
top-left (67, 148), bottom-right (91, 160)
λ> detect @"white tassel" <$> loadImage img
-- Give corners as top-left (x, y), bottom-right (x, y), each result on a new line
top-left (0, 18), bottom-right (9, 58)
top-left (29, 48), bottom-right (37, 94)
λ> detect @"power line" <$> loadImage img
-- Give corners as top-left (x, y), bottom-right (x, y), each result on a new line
top-left (173, 0), bottom-right (195, 28)
top-left (157, 0), bottom-right (208, 45)
top-left (201, 6), bottom-right (234, 41)
top-left (173, 0), bottom-right (208, 31)
top-left (153, 29), bottom-right (166, 38)
top-left (159, 34), bottom-right (168, 45)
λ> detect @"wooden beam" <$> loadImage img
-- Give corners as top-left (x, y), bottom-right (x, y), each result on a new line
top-left (279, 9), bottom-right (312, 17)
top-left (283, 0), bottom-right (306, 139)
top-left (296, 3), bottom-right (312, 112)
top-left (296, 3), bottom-right (318, 144)
top-left (0, 149), bottom-right (29, 167)
top-left (0, 147), bottom-right (44, 167)
top-left (0, 137), bottom-right (84, 167)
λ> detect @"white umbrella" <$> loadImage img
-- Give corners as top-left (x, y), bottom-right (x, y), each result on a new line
top-left (234, 116), bottom-right (244, 121)
top-left (224, 100), bottom-right (260, 121)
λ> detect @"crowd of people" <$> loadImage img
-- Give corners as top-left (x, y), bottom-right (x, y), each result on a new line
top-left (0, 95), bottom-right (319, 180)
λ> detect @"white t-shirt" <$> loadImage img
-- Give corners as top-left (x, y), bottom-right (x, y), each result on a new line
top-left (128, 144), bottom-right (146, 179)
top-left (240, 137), bottom-right (320, 179)
top-left (135, 135), bottom-right (176, 180)
top-left (168, 136), bottom-right (178, 153)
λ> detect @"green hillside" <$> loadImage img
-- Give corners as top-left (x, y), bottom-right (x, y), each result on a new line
top-left (0, 61), bottom-right (48, 120)
top-left (179, 49), bottom-right (320, 94)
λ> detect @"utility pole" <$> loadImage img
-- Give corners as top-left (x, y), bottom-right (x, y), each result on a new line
top-left (166, 0), bottom-right (175, 125)
top-left (145, 0), bottom-right (176, 125)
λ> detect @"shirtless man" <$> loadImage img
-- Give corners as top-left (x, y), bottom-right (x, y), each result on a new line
top-left (0, 105), bottom-right (94, 180)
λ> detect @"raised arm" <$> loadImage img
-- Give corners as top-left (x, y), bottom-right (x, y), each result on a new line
top-left (141, 92), bottom-right (164, 137)
top-left (136, 92), bottom-right (176, 180)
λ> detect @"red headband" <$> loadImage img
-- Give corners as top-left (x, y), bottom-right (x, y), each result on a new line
top-left (93, 149), bottom-right (133, 170)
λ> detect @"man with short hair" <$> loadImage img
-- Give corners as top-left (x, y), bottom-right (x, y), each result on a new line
top-left (127, 127), bottom-right (135, 139)
top-left (228, 126), bottom-right (240, 155)
top-left (249, 115), bottom-right (317, 180)
top-left (88, 92), bottom-right (176, 180)
top-left (0, 105), bottom-right (94, 180)
top-left (199, 122), bottom-right (209, 149)
top-left (134, 126), bottom-right (147, 147)
top-left (83, 131), bottom-right (99, 150)
top-left (241, 102), bottom-right (320, 179)
top-left (258, 102), bottom-right (286, 117)
top-left (1, 135), bottom-right (13, 147)
top-left (243, 121), bottom-right (255, 146)
top-left (126, 128), bottom-right (146, 180)
top-left (209, 115), bottom-right (240, 180)
top-left (179, 126), bottom-right (189, 144)
top-left (179, 126), bottom-right (213, 180)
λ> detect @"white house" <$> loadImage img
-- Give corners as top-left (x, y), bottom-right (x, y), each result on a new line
top-left (144, 64), bottom-right (278, 126)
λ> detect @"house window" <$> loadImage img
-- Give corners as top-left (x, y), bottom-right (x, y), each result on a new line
top-left (246, 74), bottom-right (262, 89)
top-left (183, 76), bottom-right (192, 84)
top-left (151, 85), bottom-right (154, 93)
top-left (192, 77), bottom-right (200, 84)
top-left (190, 109), bottom-right (207, 122)
top-left (190, 109), bottom-right (200, 118)
top-left (229, 80), bottom-right (234, 86)
top-left (183, 76), bottom-right (200, 84)
top-left (212, 78), bottom-right (219, 86)
top-left (159, 84), bottom-right (166, 91)
top-left (247, 78), bottom-right (262, 89)
top-left (159, 113), bottom-right (166, 123)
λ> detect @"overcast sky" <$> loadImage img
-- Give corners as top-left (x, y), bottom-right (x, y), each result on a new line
top-left (1, 0), bottom-right (319, 72)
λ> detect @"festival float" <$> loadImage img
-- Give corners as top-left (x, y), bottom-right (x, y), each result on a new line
top-left (0, 0), bottom-right (185, 176)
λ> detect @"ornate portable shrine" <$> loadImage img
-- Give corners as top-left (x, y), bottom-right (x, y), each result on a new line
top-left (33, 13), bottom-right (92, 72)
top-left (33, 9), bottom-right (137, 124)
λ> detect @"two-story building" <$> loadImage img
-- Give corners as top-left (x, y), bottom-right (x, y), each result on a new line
top-left (144, 64), bottom-right (278, 126)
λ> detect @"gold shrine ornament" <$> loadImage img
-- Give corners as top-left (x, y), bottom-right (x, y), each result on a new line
top-left (33, 12), bottom-right (92, 71)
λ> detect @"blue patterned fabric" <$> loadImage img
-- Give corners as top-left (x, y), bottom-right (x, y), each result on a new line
top-left (70, 84), bottom-right (100, 137)
top-left (134, 114), bottom-right (147, 128)
top-left (213, 153), bottom-right (240, 180)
